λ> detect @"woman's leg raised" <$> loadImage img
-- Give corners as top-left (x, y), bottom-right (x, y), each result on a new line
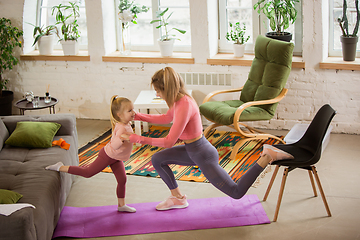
top-left (186, 136), bottom-right (266, 199)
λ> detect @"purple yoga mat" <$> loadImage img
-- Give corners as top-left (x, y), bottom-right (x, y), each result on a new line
top-left (52, 195), bottom-right (270, 238)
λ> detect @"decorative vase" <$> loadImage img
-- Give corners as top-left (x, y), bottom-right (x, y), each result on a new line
top-left (38, 35), bottom-right (55, 55)
top-left (266, 32), bottom-right (292, 42)
top-left (158, 39), bottom-right (175, 57)
top-left (120, 22), bottom-right (131, 55)
top-left (341, 35), bottom-right (358, 61)
top-left (233, 44), bottom-right (245, 57)
top-left (60, 40), bottom-right (79, 56)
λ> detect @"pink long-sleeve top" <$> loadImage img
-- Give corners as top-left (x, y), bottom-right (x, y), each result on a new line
top-left (129, 95), bottom-right (203, 148)
top-left (104, 122), bottom-right (133, 161)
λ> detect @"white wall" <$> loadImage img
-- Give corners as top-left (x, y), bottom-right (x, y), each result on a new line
top-left (1, 0), bottom-right (359, 134)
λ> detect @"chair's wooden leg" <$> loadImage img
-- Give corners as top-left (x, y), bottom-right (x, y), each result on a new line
top-left (312, 166), bottom-right (332, 217)
top-left (273, 167), bottom-right (289, 222)
top-left (229, 138), bottom-right (248, 160)
top-left (308, 170), bottom-right (318, 197)
top-left (263, 165), bottom-right (280, 201)
top-left (203, 123), bottom-right (222, 138)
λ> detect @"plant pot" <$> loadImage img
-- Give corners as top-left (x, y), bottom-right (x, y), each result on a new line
top-left (233, 44), bottom-right (245, 57)
top-left (60, 40), bottom-right (79, 56)
top-left (0, 90), bottom-right (14, 116)
top-left (158, 39), bottom-right (175, 57)
top-left (38, 35), bottom-right (55, 55)
top-left (341, 35), bottom-right (358, 61)
top-left (266, 32), bottom-right (292, 42)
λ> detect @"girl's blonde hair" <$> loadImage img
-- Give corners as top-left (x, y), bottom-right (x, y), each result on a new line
top-left (109, 95), bottom-right (131, 130)
top-left (151, 67), bottom-right (190, 107)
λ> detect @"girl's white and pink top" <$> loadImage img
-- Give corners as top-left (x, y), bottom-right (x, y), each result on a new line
top-left (104, 122), bottom-right (133, 161)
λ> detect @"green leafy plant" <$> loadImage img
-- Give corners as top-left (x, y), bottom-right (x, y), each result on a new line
top-left (0, 17), bottom-right (23, 96)
top-left (52, 1), bottom-right (81, 41)
top-left (338, 0), bottom-right (360, 37)
top-left (150, 8), bottom-right (186, 41)
top-left (254, 0), bottom-right (299, 35)
top-left (118, 0), bottom-right (149, 25)
top-left (28, 23), bottom-right (59, 46)
top-left (226, 22), bottom-right (250, 44)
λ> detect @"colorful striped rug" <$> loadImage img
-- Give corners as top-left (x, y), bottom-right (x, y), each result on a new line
top-left (78, 126), bottom-right (281, 183)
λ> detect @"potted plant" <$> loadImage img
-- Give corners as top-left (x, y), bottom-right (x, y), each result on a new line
top-left (338, 0), bottom-right (360, 61)
top-left (254, 0), bottom-right (299, 42)
top-left (29, 23), bottom-right (59, 55)
top-left (118, 0), bottom-right (148, 55)
top-left (0, 17), bottom-right (23, 116)
top-left (150, 8), bottom-right (186, 57)
top-left (226, 22), bottom-right (250, 57)
top-left (52, 1), bottom-right (81, 55)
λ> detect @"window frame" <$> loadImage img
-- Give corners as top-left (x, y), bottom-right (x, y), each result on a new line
top-left (329, 0), bottom-right (360, 57)
top-left (218, 0), bottom-right (303, 56)
top-left (218, 0), bottom-right (262, 54)
top-left (37, 0), bottom-right (88, 50)
top-left (114, 0), bottom-right (191, 52)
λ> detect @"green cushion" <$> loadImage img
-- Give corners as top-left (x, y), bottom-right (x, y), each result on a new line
top-left (200, 100), bottom-right (273, 125)
top-left (5, 121), bottom-right (61, 148)
top-left (200, 35), bottom-right (294, 124)
top-left (0, 189), bottom-right (23, 204)
top-left (240, 35), bottom-right (294, 115)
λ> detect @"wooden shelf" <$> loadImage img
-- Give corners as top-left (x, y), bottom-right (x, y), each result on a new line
top-left (20, 50), bottom-right (90, 61)
top-left (102, 51), bottom-right (194, 64)
top-left (320, 57), bottom-right (360, 71)
top-left (207, 53), bottom-right (305, 69)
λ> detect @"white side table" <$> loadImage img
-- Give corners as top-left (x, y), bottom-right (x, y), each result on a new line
top-left (133, 90), bottom-right (192, 137)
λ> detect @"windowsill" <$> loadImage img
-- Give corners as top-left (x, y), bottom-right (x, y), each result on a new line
top-left (102, 51), bottom-right (194, 64)
top-left (207, 53), bottom-right (305, 69)
top-left (20, 50), bottom-right (90, 61)
top-left (319, 57), bottom-right (360, 70)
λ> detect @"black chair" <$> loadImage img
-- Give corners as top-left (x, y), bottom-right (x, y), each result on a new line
top-left (263, 104), bottom-right (336, 222)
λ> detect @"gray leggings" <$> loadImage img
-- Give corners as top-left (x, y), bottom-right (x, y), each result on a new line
top-left (151, 136), bottom-right (264, 199)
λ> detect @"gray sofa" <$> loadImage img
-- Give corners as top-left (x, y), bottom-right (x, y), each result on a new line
top-left (0, 114), bottom-right (78, 240)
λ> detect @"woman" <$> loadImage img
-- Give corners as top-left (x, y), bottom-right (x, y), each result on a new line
top-left (121, 67), bottom-right (293, 211)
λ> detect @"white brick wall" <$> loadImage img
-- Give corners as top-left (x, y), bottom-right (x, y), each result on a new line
top-left (1, 0), bottom-right (359, 134)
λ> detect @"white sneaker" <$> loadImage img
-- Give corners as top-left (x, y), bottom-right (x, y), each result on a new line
top-left (156, 195), bottom-right (189, 211)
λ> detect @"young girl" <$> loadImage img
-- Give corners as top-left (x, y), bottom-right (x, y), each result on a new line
top-left (121, 67), bottom-right (293, 211)
top-left (46, 96), bottom-right (137, 213)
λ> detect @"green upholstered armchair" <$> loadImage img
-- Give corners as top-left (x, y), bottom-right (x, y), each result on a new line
top-left (200, 35), bottom-right (294, 160)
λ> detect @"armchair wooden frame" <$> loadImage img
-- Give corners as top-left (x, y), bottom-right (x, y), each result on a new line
top-left (202, 87), bottom-right (288, 160)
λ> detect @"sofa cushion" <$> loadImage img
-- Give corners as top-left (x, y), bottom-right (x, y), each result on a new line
top-left (0, 189), bottom-right (23, 204)
top-left (5, 122), bottom-right (61, 148)
top-left (0, 119), bottom-right (9, 150)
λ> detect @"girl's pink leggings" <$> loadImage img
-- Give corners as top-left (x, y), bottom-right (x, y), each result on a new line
top-left (68, 148), bottom-right (126, 198)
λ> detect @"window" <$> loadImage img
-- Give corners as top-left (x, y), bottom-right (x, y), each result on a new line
top-left (329, 0), bottom-right (359, 57)
top-left (219, 0), bottom-right (259, 53)
top-left (115, 0), bottom-right (191, 52)
top-left (219, 0), bottom-right (302, 55)
top-left (37, 0), bottom-right (87, 49)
